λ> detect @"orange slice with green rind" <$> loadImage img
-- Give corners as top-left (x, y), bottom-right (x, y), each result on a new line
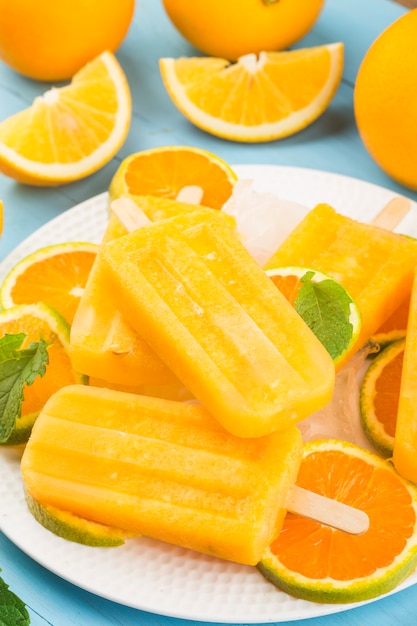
top-left (0, 302), bottom-right (85, 445)
top-left (360, 338), bottom-right (405, 457)
top-left (266, 266), bottom-right (361, 366)
top-left (25, 490), bottom-right (127, 547)
top-left (258, 438), bottom-right (417, 604)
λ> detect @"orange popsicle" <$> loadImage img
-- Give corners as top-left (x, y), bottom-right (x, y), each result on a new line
top-left (101, 208), bottom-right (335, 438)
top-left (21, 384), bottom-right (304, 565)
top-left (265, 203), bottom-right (417, 364)
top-left (70, 197), bottom-right (231, 386)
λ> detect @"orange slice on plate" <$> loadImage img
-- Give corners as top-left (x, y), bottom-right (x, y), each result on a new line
top-left (159, 43), bottom-right (344, 142)
top-left (0, 51), bottom-right (131, 185)
top-left (0, 242), bottom-right (98, 324)
top-left (372, 296), bottom-right (409, 348)
top-left (0, 302), bottom-right (84, 445)
top-left (109, 145), bottom-right (238, 209)
top-left (266, 266), bottom-right (361, 366)
top-left (360, 338), bottom-right (405, 457)
top-left (259, 438), bottom-right (417, 604)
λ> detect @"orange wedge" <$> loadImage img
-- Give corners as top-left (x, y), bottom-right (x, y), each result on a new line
top-left (109, 145), bottom-right (237, 209)
top-left (159, 43), bottom-right (344, 143)
top-left (0, 51), bottom-right (131, 186)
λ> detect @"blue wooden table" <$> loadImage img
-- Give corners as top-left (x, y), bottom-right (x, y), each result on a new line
top-left (1, 0), bottom-right (417, 624)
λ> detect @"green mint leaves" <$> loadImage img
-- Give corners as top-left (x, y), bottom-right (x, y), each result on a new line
top-left (0, 573), bottom-right (30, 625)
top-left (294, 271), bottom-right (355, 361)
top-left (0, 333), bottom-right (49, 444)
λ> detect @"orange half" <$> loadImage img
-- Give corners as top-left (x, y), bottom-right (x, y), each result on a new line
top-left (109, 145), bottom-right (237, 210)
top-left (0, 242), bottom-right (98, 324)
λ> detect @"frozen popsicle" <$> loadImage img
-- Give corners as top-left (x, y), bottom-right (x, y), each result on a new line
top-left (100, 205), bottom-right (335, 438)
top-left (21, 385), bottom-right (368, 564)
top-left (264, 202), bottom-right (417, 365)
top-left (21, 384), bottom-right (304, 565)
top-left (393, 270), bottom-right (417, 483)
top-left (70, 196), bottom-right (233, 387)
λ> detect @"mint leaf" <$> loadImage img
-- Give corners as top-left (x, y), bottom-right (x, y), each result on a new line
top-left (0, 333), bottom-right (49, 444)
top-left (294, 271), bottom-right (354, 360)
top-left (0, 575), bottom-right (30, 625)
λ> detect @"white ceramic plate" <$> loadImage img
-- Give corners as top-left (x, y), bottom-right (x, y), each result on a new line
top-left (1, 165), bottom-right (417, 624)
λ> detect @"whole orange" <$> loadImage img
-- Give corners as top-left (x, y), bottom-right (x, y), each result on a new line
top-left (354, 9), bottom-right (417, 191)
top-left (0, 0), bottom-right (135, 81)
top-left (162, 0), bottom-right (325, 61)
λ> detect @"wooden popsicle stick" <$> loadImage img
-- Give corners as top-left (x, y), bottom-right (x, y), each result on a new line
top-left (110, 184), bottom-right (204, 233)
top-left (287, 485), bottom-right (369, 534)
top-left (111, 197), bottom-right (151, 230)
top-left (175, 185), bottom-right (204, 204)
top-left (371, 195), bottom-right (411, 230)
top-left (110, 196), bottom-right (370, 535)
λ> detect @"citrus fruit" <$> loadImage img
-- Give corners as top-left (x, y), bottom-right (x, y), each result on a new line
top-left (162, 0), bottom-right (325, 61)
top-left (0, 0), bottom-right (134, 81)
top-left (159, 44), bottom-right (344, 143)
top-left (354, 9), bottom-right (417, 191)
top-left (360, 338), bottom-right (404, 457)
top-left (109, 146), bottom-right (237, 209)
top-left (0, 302), bottom-right (84, 446)
top-left (0, 51), bottom-right (132, 186)
top-left (265, 266), bottom-right (361, 366)
top-left (372, 297), bottom-right (409, 348)
top-left (0, 242), bottom-right (98, 324)
top-left (25, 490), bottom-right (126, 547)
top-left (258, 439), bottom-right (417, 604)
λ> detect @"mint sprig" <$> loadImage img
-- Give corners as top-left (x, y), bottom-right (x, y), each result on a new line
top-left (0, 572), bottom-right (30, 625)
top-left (294, 271), bottom-right (355, 360)
top-left (0, 333), bottom-right (49, 444)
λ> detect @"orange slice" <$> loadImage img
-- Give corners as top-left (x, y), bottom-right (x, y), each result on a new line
top-left (372, 296), bottom-right (409, 347)
top-left (159, 44), bottom-right (344, 143)
top-left (25, 490), bottom-right (126, 547)
top-left (360, 338), bottom-right (405, 458)
top-left (0, 242), bottom-right (98, 324)
top-left (109, 145), bottom-right (237, 209)
top-left (266, 266), bottom-right (361, 366)
top-left (259, 439), bottom-right (417, 604)
top-left (0, 51), bottom-right (131, 185)
top-left (0, 302), bottom-right (84, 445)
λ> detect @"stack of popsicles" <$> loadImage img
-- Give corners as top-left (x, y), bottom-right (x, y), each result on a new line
top-left (23, 194), bottom-right (416, 562)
